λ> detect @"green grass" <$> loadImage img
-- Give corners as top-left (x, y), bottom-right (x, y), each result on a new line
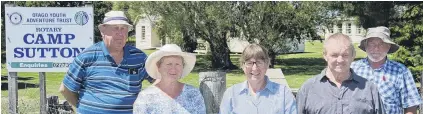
top-left (1, 41), bottom-right (368, 113)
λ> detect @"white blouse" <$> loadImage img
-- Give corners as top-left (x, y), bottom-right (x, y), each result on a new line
top-left (133, 84), bottom-right (206, 114)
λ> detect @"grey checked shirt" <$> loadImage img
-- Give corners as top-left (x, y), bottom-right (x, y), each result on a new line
top-left (297, 68), bottom-right (383, 114)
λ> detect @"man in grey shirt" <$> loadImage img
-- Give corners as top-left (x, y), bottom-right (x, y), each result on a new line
top-left (296, 33), bottom-right (383, 114)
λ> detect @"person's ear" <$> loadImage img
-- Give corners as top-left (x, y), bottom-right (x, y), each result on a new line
top-left (323, 51), bottom-right (328, 62)
top-left (99, 25), bottom-right (106, 33)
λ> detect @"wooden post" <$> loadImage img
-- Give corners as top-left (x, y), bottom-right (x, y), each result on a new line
top-left (199, 71), bottom-right (226, 114)
top-left (8, 72), bottom-right (18, 114)
top-left (420, 71), bottom-right (423, 113)
top-left (6, 4), bottom-right (18, 114)
top-left (39, 72), bottom-right (47, 114)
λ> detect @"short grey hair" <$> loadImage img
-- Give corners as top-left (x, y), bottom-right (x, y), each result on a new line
top-left (323, 33), bottom-right (356, 57)
top-left (239, 44), bottom-right (270, 66)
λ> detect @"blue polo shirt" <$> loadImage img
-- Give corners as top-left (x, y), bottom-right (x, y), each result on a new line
top-left (63, 41), bottom-right (152, 114)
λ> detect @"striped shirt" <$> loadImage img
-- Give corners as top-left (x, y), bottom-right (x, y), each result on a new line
top-left (62, 41), bottom-right (153, 114)
top-left (351, 58), bottom-right (422, 114)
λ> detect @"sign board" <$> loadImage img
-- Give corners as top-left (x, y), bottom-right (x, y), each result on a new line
top-left (5, 7), bottom-right (93, 72)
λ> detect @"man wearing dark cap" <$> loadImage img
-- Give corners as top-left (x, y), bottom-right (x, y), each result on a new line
top-left (351, 26), bottom-right (422, 114)
top-left (59, 11), bottom-right (154, 113)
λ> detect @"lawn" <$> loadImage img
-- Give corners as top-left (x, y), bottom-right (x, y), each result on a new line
top-left (1, 41), bottom-right (368, 113)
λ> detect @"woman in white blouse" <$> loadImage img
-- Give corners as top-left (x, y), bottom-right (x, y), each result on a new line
top-left (133, 44), bottom-right (206, 114)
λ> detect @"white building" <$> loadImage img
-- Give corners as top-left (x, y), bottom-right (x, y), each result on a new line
top-left (135, 17), bottom-right (160, 50)
top-left (321, 18), bottom-right (366, 43)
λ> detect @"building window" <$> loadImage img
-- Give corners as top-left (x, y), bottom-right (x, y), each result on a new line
top-left (346, 23), bottom-right (351, 34)
top-left (357, 25), bottom-right (362, 34)
top-left (337, 23), bottom-right (342, 33)
top-left (141, 26), bottom-right (146, 40)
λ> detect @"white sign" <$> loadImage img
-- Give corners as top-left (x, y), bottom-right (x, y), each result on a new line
top-left (5, 7), bottom-right (94, 72)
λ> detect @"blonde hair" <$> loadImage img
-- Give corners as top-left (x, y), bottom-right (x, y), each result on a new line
top-left (239, 44), bottom-right (270, 66)
top-left (323, 33), bottom-right (356, 57)
top-left (156, 55), bottom-right (185, 67)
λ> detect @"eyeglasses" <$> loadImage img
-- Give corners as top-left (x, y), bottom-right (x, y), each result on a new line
top-left (244, 61), bottom-right (267, 68)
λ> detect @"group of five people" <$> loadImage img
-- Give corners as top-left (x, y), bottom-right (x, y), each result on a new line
top-left (59, 11), bottom-right (422, 114)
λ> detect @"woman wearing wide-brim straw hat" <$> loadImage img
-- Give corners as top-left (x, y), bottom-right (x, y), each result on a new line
top-left (133, 44), bottom-right (206, 114)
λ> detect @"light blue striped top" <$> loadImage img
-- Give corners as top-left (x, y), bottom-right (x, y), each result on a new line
top-left (62, 41), bottom-right (153, 114)
top-left (220, 76), bottom-right (297, 114)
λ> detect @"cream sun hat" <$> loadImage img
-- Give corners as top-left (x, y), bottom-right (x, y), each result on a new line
top-left (358, 26), bottom-right (400, 54)
top-left (145, 44), bottom-right (196, 79)
top-left (98, 11), bottom-right (133, 31)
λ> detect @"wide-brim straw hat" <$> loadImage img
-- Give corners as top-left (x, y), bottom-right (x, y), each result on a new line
top-left (358, 26), bottom-right (400, 53)
top-left (98, 11), bottom-right (133, 31)
top-left (145, 44), bottom-right (196, 79)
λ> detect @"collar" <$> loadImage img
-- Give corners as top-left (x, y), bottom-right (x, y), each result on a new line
top-left (100, 41), bottom-right (111, 56)
top-left (238, 76), bottom-right (276, 95)
top-left (100, 41), bottom-right (130, 62)
top-left (318, 68), bottom-right (360, 83)
top-left (360, 57), bottom-right (390, 70)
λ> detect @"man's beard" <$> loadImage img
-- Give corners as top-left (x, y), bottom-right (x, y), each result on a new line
top-left (367, 52), bottom-right (387, 62)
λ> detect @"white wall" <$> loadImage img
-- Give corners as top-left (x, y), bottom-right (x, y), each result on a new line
top-left (323, 20), bottom-right (365, 43)
top-left (136, 18), bottom-right (160, 49)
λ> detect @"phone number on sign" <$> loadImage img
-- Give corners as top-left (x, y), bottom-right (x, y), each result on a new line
top-left (53, 63), bottom-right (70, 68)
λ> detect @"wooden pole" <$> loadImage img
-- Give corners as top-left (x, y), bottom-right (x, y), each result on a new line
top-left (6, 3), bottom-right (18, 114)
top-left (39, 72), bottom-right (47, 114)
top-left (8, 72), bottom-right (18, 114)
top-left (420, 71), bottom-right (423, 113)
top-left (199, 71), bottom-right (226, 114)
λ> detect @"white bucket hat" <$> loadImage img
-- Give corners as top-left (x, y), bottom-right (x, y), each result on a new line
top-left (359, 26), bottom-right (400, 53)
top-left (98, 11), bottom-right (133, 31)
top-left (145, 44), bottom-right (196, 79)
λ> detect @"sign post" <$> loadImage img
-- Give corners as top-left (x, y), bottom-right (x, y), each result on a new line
top-left (5, 6), bottom-right (93, 114)
top-left (8, 72), bottom-right (18, 114)
top-left (420, 71), bottom-right (423, 113)
top-left (39, 72), bottom-right (46, 114)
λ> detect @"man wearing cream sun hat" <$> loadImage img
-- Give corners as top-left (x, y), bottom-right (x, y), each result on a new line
top-left (133, 44), bottom-right (206, 114)
top-left (60, 10), bottom-right (154, 114)
top-left (351, 26), bottom-right (423, 114)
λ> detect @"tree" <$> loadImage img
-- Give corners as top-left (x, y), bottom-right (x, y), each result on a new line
top-left (332, 1), bottom-right (423, 79)
top-left (134, 2), bottom-right (199, 53)
top-left (331, 1), bottom-right (396, 29)
top-left (233, 1), bottom-right (333, 67)
top-left (124, 1), bottom-right (333, 69)
top-left (190, 2), bottom-right (238, 70)
top-left (390, 2), bottom-right (423, 78)
top-left (129, 1), bottom-right (238, 70)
